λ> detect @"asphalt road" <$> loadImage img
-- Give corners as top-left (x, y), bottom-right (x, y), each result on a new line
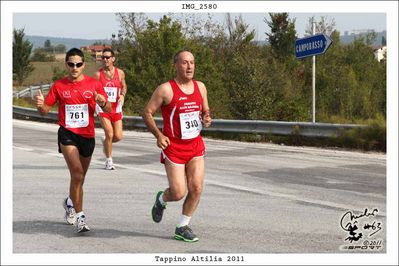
top-left (11, 119), bottom-right (387, 261)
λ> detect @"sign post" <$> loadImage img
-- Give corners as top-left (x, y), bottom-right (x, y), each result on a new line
top-left (295, 27), bottom-right (333, 123)
top-left (312, 23), bottom-right (316, 124)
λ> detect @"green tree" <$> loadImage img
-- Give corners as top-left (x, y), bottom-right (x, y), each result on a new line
top-left (185, 38), bottom-right (231, 118)
top-left (226, 14), bottom-right (256, 49)
top-left (13, 28), bottom-right (34, 86)
top-left (83, 51), bottom-right (96, 62)
top-left (54, 44), bottom-right (66, 53)
top-left (52, 66), bottom-right (68, 82)
top-left (115, 14), bottom-right (186, 114)
top-left (31, 47), bottom-right (55, 62)
top-left (265, 13), bottom-right (297, 59)
top-left (313, 30), bottom-right (385, 122)
top-left (44, 39), bottom-right (53, 52)
top-left (44, 39), bottom-right (51, 48)
top-left (110, 13), bottom-right (385, 125)
top-left (381, 35), bottom-right (386, 46)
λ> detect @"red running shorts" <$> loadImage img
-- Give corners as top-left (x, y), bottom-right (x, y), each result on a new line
top-left (98, 112), bottom-right (122, 123)
top-left (160, 136), bottom-right (205, 165)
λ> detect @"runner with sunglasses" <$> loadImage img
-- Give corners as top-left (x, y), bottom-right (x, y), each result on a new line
top-left (35, 48), bottom-right (111, 233)
top-left (94, 48), bottom-right (127, 170)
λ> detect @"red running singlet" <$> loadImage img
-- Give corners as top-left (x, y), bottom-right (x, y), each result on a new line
top-left (44, 75), bottom-right (107, 138)
top-left (161, 79), bottom-right (204, 140)
top-left (98, 67), bottom-right (122, 114)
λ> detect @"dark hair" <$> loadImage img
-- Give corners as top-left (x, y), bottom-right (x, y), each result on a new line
top-left (65, 48), bottom-right (85, 62)
top-left (173, 48), bottom-right (193, 63)
top-left (102, 47), bottom-right (115, 57)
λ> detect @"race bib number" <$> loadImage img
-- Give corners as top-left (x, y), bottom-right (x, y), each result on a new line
top-left (104, 87), bottom-right (117, 102)
top-left (180, 111), bottom-right (202, 139)
top-left (65, 104), bottom-right (89, 128)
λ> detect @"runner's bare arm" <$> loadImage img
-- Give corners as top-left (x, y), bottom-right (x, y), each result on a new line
top-left (197, 81), bottom-right (212, 127)
top-left (119, 69), bottom-right (127, 105)
top-left (101, 100), bottom-right (112, 113)
top-left (143, 83), bottom-right (172, 149)
top-left (35, 90), bottom-right (51, 115)
top-left (95, 91), bottom-right (112, 113)
top-left (94, 73), bottom-right (111, 112)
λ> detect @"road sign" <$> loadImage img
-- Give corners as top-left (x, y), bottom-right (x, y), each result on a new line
top-left (295, 33), bottom-right (333, 59)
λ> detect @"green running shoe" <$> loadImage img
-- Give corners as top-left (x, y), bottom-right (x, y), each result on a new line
top-left (151, 191), bottom-right (166, 223)
top-left (174, 225), bottom-right (199, 242)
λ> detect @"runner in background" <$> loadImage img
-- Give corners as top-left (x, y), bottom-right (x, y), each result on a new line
top-left (95, 48), bottom-right (127, 170)
top-left (35, 48), bottom-right (111, 233)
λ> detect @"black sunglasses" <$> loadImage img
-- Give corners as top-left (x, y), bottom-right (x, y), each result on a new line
top-left (102, 55), bottom-right (112, 60)
top-left (67, 62), bottom-right (84, 68)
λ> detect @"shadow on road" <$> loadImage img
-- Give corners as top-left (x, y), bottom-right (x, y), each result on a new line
top-left (13, 220), bottom-right (171, 240)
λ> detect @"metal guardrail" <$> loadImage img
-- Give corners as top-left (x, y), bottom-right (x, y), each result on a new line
top-left (13, 84), bottom-right (52, 99)
top-left (13, 106), bottom-right (366, 138)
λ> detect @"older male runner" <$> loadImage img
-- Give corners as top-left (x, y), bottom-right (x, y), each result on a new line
top-left (143, 49), bottom-right (212, 242)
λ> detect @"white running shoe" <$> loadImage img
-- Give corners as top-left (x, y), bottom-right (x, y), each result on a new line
top-left (105, 159), bottom-right (115, 170)
top-left (62, 197), bottom-right (77, 225)
top-left (76, 215), bottom-right (90, 233)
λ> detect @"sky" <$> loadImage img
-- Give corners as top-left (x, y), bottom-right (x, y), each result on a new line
top-left (13, 12), bottom-right (386, 41)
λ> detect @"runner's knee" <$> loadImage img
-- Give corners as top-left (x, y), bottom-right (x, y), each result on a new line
top-left (105, 131), bottom-right (114, 140)
top-left (113, 132), bottom-right (123, 142)
top-left (70, 167), bottom-right (85, 183)
top-left (188, 183), bottom-right (203, 197)
top-left (168, 187), bottom-right (186, 201)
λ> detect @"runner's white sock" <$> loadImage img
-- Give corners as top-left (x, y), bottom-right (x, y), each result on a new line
top-left (177, 215), bottom-right (191, 228)
top-left (106, 157), bottom-right (113, 162)
top-left (76, 211), bottom-right (85, 218)
top-left (158, 192), bottom-right (166, 206)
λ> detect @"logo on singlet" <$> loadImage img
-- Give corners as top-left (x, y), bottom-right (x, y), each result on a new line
top-left (105, 81), bottom-right (116, 87)
top-left (179, 97), bottom-right (187, 101)
top-left (63, 90), bottom-right (71, 98)
top-left (82, 90), bottom-right (94, 98)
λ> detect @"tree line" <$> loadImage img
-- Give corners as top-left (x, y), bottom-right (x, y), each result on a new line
top-left (111, 13), bottom-right (386, 123)
top-left (13, 13), bottom-right (386, 124)
top-left (30, 39), bottom-right (67, 62)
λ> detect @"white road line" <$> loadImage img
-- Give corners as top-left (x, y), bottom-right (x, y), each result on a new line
top-left (205, 179), bottom-right (385, 216)
top-left (12, 146), bottom-right (34, 152)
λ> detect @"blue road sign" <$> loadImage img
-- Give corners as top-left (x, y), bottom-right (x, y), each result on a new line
top-left (295, 33), bottom-right (333, 59)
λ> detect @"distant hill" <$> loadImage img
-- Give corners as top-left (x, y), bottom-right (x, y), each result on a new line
top-left (25, 35), bottom-right (112, 50)
top-left (25, 31), bottom-right (386, 51)
top-left (340, 31), bottom-right (386, 45)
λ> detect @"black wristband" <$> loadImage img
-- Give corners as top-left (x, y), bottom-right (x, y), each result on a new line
top-left (100, 101), bottom-right (107, 108)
